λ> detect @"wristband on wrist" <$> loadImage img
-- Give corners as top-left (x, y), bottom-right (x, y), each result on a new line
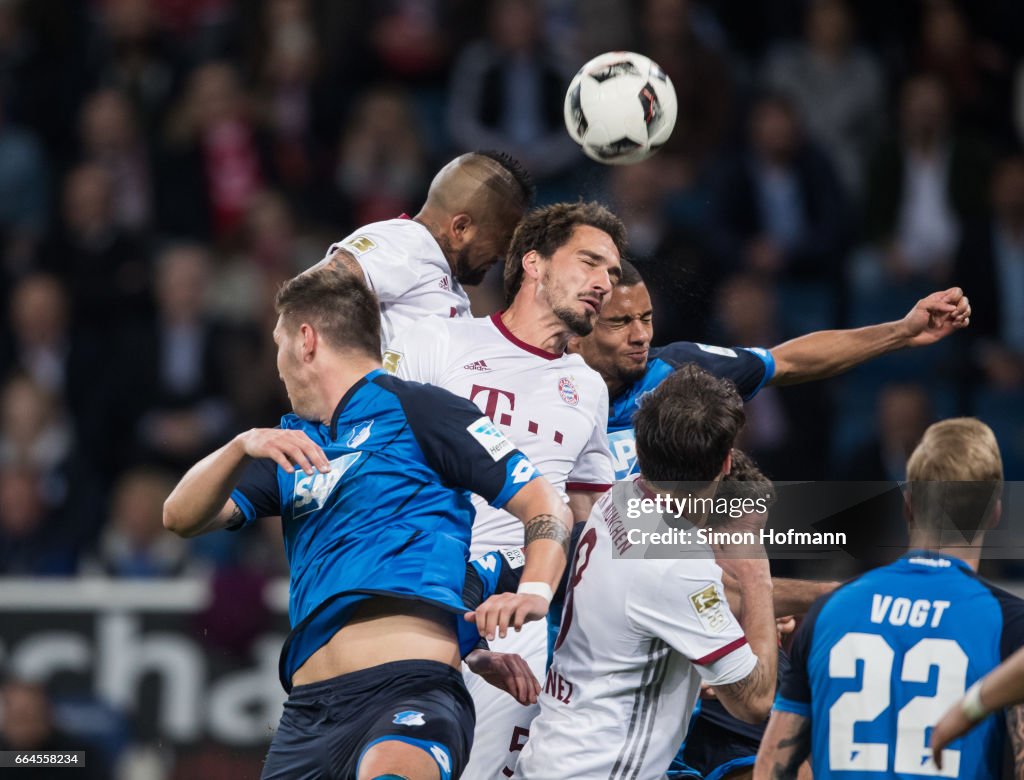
top-left (517, 581), bottom-right (554, 604)
top-left (962, 680), bottom-right (989, 723)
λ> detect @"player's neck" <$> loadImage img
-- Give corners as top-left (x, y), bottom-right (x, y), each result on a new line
top-left (500, 299), bottom-right (575, 356)
top-left (907, 534), bottom-right (982, 572)
top-left (313, 356), bottom-right (383, 426)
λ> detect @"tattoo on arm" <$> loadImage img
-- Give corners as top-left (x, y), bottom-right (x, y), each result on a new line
top-left (524, 514), bottom-right (570, 555)
top-left (1008, 704), bottom-right (1024, 774)
top-left (717, 654), bottom-right (770, 706)
top-left (770, 716), bottom-right (812, 780)
top-left (226, 504), bottom-right (245, 530)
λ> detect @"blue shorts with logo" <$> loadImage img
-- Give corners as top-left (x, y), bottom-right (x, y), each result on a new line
top-left (261, 660), bottom-right (474, 780)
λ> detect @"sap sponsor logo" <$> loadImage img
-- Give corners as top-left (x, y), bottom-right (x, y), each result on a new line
top-left (392, 710), bottom-right (426, 726)
top-left (689, 583), bottom-right (730, 633)
top-left (382, 350), bottom-right (402, 374)
top-left (345, 420), bottom-right (374, 448)
top-left (558, 377), bottom-right (579, 406)
top-left (343, 235), bottom-right (377, 255)
top-left (467, 416), bottom-right (514, 462)
top-left (293, 452), bottom-right (361, 518)
top-left (696, 344), bottom-right (737, 358)
top-left (609, 429), bottom-right (638, 479)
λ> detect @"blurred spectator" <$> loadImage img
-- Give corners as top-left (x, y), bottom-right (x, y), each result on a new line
top-left (954, 155), bottom-right (1024, 392)
top-left (712, 273), bottom-right (831, 479)
top-left (842, 383), bottom-right (934, 480)
top-left (252, 0), bottom-right (322, 204)
top-left (83, 467), bottom-right (191, 578)
top-left (0, 465), bottom-right (77, 575)
top-left (0, 679), bottom-right (107, 779)
top-left (764, 0), bottom-right (885, 198)
top-left (447, 0), bottom-right (578, 182)
top-left (89, 0), bottom-right (183, 138)
top-left (862, 74), bottom-right (990, 285)
top-left (113, 243), bottom-right (233, 473)
top-left (0, 374), bottom-right (73, 487)
top-left (608, 155), bottom-right (719, 343)
top-left (0, 98), bottom-right (47, 279)
top-left (708, 93), bottom-right (850, 282)
top-left (637, 0), bottom-right (734, 164)
top-left (78, 87), bottom-right (153, 231)
top-left (336, 86), bottom-right (429, 226)
top-left (158, 61), bottom-right (269, 242)
top-left (916, 0), bottom-right (1011, 138)
top-left (36, 163), bottom-right (153, 337)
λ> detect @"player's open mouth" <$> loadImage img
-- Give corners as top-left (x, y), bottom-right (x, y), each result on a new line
top-left (581, 298), bottom-right (602, 314)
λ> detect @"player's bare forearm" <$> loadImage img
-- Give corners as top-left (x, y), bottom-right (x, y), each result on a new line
top-left (770, 287), bottom-right (970, 385)
top-left (505, 478), bottom-right (572, 590)
top-left (163, 436), bottom-right (252, 537)
top-left (771, 578), bottom-right (839, 616)
top-left (770, 321), bottom-right (906, 386)
top-left (567, 489), bottom-right (601, 522)
top-left (753, 712), bottom-right (812, 780)
top-left (715, 568), bottom-right (777, 722)
top-left (721, 574), bottom-right (834, 620)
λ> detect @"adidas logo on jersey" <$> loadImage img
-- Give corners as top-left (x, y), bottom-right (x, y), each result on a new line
top-left (438, 276), bottom-right (450, 290)
top-left (463, 359), bottom-right (491, 372)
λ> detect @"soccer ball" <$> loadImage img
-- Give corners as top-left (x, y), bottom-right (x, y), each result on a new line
top-left (564, 51), bottom-right (677, 165)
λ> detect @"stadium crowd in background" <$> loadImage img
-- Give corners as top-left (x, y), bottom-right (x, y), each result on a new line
top-left (0, 0), bottom-right (1022, 774)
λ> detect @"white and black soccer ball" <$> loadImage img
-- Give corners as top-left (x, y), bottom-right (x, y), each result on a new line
top-left (564, 51), bottom-right (677, 165)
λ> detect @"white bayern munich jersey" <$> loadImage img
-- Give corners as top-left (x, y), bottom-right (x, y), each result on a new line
top-left (516, 479), bottom-right (757, 780)
top-left (387, 312), bottom-right (613, 557)
top-left (323, 217), bottom-right (472, 349)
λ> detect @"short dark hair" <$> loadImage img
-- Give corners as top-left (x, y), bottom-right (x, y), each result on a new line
top-left (275, 267), bottom-right (381, 358)
top-left (634, 364), bottom-right (745, 484)
top-left (618, 257), bottom-right (644, 287)
top-left (503, 201), bottom-right (627, 303)
top-left (477, 149), bottom-right (535, 206)
top-left (718, 449), bottom-right (775, 507)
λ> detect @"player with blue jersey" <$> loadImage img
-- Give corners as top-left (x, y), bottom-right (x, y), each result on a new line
top-left (755, 418), bottom-right (1024, 778)
top-left (162, 266), bottom-right (572, 780)
top-left (570, 260), bottom-right (972, 481)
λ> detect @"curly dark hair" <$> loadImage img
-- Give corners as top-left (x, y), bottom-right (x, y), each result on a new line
top-left (634, 364), bottom-right (745, 484)
top-left (503, 201), bottom-right (627, 303)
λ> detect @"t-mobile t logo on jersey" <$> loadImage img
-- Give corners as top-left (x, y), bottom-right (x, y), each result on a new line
top-left (470, 384), bottom-right (565, 444)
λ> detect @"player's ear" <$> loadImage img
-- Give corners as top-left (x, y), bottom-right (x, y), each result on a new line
top-left (722, 449), bottom-right (733, 478)
top-left (450, 213), bottom-right (475, 247)
top-left (299, 323), bottom-right (317, 361)
top-left (522, 249), bottom-right (543, 283)
top-left (984, 498), bottom-right (1002, 531)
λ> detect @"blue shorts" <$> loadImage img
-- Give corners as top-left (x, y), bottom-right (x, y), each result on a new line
top-left (261, 660), bottom-right (474, 780)
top-left (668, 712), bottom-right (759, 780)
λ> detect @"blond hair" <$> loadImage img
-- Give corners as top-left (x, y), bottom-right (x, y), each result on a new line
top-left (906, 418), bottom-right (1003, 537)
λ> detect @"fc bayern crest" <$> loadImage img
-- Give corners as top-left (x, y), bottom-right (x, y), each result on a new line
top-left (558, 377), bottom-right (579, 406)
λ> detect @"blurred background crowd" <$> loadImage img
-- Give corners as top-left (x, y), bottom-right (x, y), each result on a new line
top-left (0, 0), bottom-right (1020, 572)
top-left (0, 0), bottom-right (1022, 774)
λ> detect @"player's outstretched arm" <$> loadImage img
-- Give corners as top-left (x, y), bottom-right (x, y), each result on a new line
top-left (163, 428), bottom-right (329, 537)
top-left (722, 574), bottom-right (839, 620)
top-left (753, 711), bottom-right (812, 780)
top-left (769, 287), bottom-right (970, 386)
top-left (930, 644), bottom-right (1024, 768)
top-left (466, 479), bottom-right (572, 641)
top-left (711, 530), bottom-right (778, 723)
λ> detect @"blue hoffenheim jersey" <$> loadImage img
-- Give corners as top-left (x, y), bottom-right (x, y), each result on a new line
top-left (607, 341), bottom-right (774, 478)
top-left (776, 550), bottom-right (1024, 778)
top-left (229, 369), bottom-right (538, 689)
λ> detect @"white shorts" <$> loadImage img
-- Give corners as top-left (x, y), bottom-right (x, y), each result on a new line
top-left (460, 618), bottom-right (547, 780)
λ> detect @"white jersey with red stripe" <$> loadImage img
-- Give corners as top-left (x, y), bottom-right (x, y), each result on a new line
top-left (323, 217), bottom-right (472, 350)
top-left (516, 479), bottom-right (756, 780)
top-left (387, 312), bottom-right (613, 558)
